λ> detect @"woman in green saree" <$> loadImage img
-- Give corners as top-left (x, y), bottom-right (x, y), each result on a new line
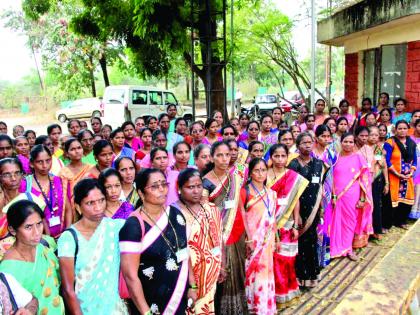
top-left (0, 199), bottom-right (64, 315)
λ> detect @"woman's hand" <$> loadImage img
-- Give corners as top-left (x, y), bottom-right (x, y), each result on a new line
top-left (246, 241), bottom-right (255, 258)
top-left (291, 228), bottom-right (299, 240)
top-left (14, 308), bottom-right (33, 315)
top-left (383, 183), bottom-right (389, 194)
top-left (187, 288), bottom-right (198, 308)
top-left (356, 200), bottom-right (365, 209)
top-left (217, 268), bottom-right (227, 283)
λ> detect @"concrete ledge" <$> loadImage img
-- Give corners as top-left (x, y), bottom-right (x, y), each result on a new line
top-left (331, 220), bottom-right (420, 315)
top-left (318, 0), bottom-right (420, 45)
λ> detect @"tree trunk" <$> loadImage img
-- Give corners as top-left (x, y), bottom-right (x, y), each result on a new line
top-left (99, 54), bottom-right (110, 87)
top-left (165, 76), bottom-right (169, 90)
top-left (186, 75), bottom-right (190, 101)
top-left (89, 55), bottom-right (97, 97)
top-left (202, 69), bottom-right (226, 118)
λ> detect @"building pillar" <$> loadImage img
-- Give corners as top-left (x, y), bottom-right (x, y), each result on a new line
top-left (405, 40), bottom-right (420, 112)
top-left (344, 53), bottom-right (359, 111)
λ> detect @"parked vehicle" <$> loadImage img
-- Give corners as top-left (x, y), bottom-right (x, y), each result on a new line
top-left (102, 85), bottom-right (192, 128)
top-left (246, 94), bottom-right (279, 118)
top-left (56, 98), bottom-right (102, 122)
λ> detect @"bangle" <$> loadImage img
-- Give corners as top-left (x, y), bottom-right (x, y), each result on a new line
top-left (144, 311), bottom-right (153, 315)
top-left (189, 283), bottom-right (198, 290)
top-left (245, 239), bottom-right (253, 244)
top-left (292, 223), bottom-right (299, 230)
top-left (385, 182), bottom-right (389, 186)
top-left (332, 195), bottom-right (337, 201)
top-left (359, 197), bottom-right (365, 202)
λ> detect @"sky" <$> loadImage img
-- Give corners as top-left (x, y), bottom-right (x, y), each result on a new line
top-left (0, 0), bottom-right (35, 82)
top-left (0, 0), bottom-right (314, 83)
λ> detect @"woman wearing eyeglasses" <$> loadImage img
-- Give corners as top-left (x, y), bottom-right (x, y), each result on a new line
top-left (174, 168), bottom-right (222, 314)
top-left (58, 179), bottom-right (128, 315)
top-left (240, 158), bottom-right (277, 314)
top-left (120, 168), bottom-right (194, 315)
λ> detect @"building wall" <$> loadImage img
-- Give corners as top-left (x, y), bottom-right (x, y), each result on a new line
top-left (343, 17), bottom-right (420, 54)
top-left (405, 40), bottom-right (420, 112)
top-left (344, 53), bottom-right (359, 109)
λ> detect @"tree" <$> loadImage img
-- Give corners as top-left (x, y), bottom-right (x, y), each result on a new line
top-left (234, 2), bottom-right (326, 104)
top-left (24, 0), bottom-right (231, 115)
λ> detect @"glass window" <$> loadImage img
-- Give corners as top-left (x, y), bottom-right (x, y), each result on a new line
top-left (132, 90), bottom-right (147, 105)
top-left (104, 89), bottom-right (125, 104)
top-left (149, 91), bottom-right (163, 105)
top-left (363, 50), bottom-right (376, 100)
top-left (380, 44), bottom-right (407, 105)
top-left (164, 92), bottom-right (178, 105)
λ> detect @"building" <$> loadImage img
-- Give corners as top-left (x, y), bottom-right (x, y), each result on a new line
top-left (318, 0), bottom-right (420, 112)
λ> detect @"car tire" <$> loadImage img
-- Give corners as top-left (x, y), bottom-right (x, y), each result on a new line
top-left (92, 111), bottom-right (101, 118)
top-left (58, 114), bottom-right (67, 123)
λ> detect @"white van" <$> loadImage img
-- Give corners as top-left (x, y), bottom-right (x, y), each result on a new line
top-left (102, 85), bottom-right (193, 128)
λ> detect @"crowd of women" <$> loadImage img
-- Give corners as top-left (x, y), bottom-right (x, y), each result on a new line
top-left (0, 94), bottom-right (417, 315)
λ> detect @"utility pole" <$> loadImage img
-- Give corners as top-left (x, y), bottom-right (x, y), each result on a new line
top-left (325, 0), bottom-right (332, 107)
top-left (310, 0), bottom-right (316, 112)
top-left (230, 0), bottom-right (235, 118)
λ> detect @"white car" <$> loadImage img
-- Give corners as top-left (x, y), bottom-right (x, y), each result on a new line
top-left (56, 98), bottom-right (102, 122)
top-left (102, 85), bottom-right (192, 128)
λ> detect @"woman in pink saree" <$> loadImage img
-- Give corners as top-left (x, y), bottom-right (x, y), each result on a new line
top-left (330, 133), bottom-right (372, 260)
top-left (240, 158), bottom-right (277, 315)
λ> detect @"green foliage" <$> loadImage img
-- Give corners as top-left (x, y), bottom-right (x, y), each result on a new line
top-left (22, 0), bottom-right (51, 20)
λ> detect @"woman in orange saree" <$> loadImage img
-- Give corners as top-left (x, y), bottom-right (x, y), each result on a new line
top-left (240, 158), bottom-right (277, 314)
top-left (58, 139), bottom-right (90, 221)
top-left (202, 141), bottom-right (248, 315)
top-left (267, 144), bottom-right (308, 309)
top-left (175, 168), bottom-right (222, 314)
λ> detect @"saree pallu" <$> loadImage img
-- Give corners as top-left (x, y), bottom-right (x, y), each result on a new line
top-left (58, 219), bottom-right (128, 314)
top-left (288, 158), bottom-right (325, 288)
top-left (243, 189), bottom-right (277, 315)
top-left (206, 175), bottom-right (248, 315)
top-left (111, 201), bottom-right (134, 220)
top-left (0, 244), bottom-right (65, 315)
top-left (21, 175), bottom-right (67, 238)
top-left (180, 203), bottom-right (222, 315)
top-left (268, 169), bottom-right (308, 308)
top-left (384, 138), bottom-right (417, 207)
top-left (330, 154), bottom-right (372, 257)
top-left (59, 164), bottom-right (90, 221)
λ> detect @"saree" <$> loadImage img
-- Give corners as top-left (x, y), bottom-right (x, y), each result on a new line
top-left (267, 169), bottom-right (308, 307)
top-left (17, 155), bottom-right (31, 175)
top-left (0, 244), bottom-right (65, 315)
top-left (330, 153), bottom-right (372, 257)
top-left (119, 206), bottom-right (189, 315)
top-left (410, 135), bottom-right (420, 219)
top-left (58, 218), bottom-right (127, 314)
top-left (288, 158), bottom-right (325, 287)
top-left (203, 173), bottom-right (248, 315)
top-left (59, 164), bottom-right (90, 217)
top-left (384, 138), bottom-right (417, 207)
top-left (20, 175), bottom-right (67, 238)
top-left (111, 201), bottom-right (134, 220)
top-left (242, 187), bottom-right (277, 315)
top-left (311, 145), bottom-right (337, 267)
top-left (175, 202), bottom-right (222, 314)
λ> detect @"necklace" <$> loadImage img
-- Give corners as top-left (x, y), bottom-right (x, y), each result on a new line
top-left (181, 201), bottom-right (215, 249)
top-left (250, 182), bottom-right (272, 217)
top-left (14, 245), bottom-right (34, 262)
top-left (212, 170), bottom-right (230, 196)
top-left (141, 207), bottom-right (180, 258)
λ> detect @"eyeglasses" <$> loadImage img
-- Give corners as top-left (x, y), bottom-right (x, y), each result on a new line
top-left (1, 171), bottom-right (23, 179)
top-left (145, 182), bottom-right (169, 191)
top-left (0, 146), bottom-right (12, 151)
